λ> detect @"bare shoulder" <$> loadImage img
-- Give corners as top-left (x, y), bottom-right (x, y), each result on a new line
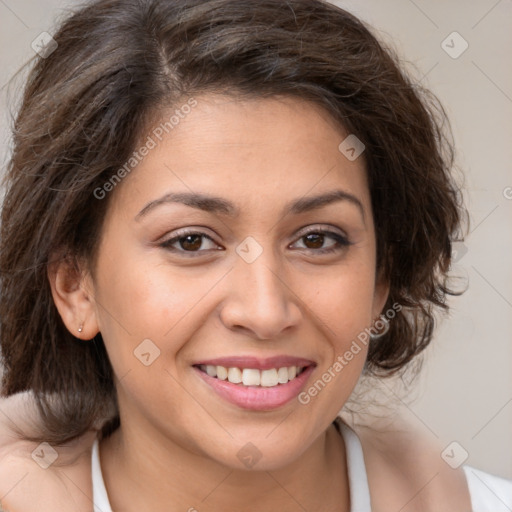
top-left (0, 393), bottom-right (96, 512)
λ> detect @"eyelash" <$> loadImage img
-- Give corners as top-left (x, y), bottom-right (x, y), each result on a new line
top-left (159, 227), bottom-right (351, 257)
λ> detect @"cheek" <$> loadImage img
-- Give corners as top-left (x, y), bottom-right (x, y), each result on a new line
top-left (95, 237), bottom-right (377, 351)
top-left (92, 249), bottom-right (226, 371)
top-left (293, 266), bottom-right (375, 416)
top-left (304, 259), bottom-right (377, 341)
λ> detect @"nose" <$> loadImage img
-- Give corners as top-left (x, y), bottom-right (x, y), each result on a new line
top-left (219, 251), bottom-right (303, 340)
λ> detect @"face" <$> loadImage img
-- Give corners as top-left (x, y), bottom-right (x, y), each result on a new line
top-left (74, 95), bottom-right (388, 469)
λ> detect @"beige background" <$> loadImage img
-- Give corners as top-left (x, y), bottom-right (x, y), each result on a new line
top-left (0, 0), bottom-right (511, 479)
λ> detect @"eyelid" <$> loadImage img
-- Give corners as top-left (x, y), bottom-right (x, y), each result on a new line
top-left (164, 226), bottom-right (218, 240)
top-left (293, 224), bottom-right (349, 240)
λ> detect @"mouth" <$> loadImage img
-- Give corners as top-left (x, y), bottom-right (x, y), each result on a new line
top-left (192, 356), bottom-right (316, 411)
top-left (195, 364), bottom-right (308, 387)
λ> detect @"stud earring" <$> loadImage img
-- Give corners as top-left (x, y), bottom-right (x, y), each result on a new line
top-left (78, 323), bottom-right (83, 333)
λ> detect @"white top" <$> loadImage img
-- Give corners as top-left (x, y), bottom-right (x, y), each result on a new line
top-left (91, 423), bottom-right (512, 512)
top-left (91, 437), bottom-right (112, 512)
top-left (463, 465), bottom-right (512, 511)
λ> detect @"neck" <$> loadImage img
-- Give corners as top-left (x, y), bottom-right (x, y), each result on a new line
top-left (100, 418), bottom-right (350, 512)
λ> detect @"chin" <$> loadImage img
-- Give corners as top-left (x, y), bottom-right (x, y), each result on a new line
top-left (196, 427), bottom-right (319, 472)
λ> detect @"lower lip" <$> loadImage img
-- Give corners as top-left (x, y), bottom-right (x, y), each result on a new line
top-left (194, 366), bottom-right (315, 411)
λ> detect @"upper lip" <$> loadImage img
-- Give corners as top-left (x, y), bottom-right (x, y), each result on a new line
top-left (193, 355), bottom-right (316, 370)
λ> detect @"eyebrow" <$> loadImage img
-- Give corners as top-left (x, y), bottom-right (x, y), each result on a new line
top-left (135, 189), bottom-right (365, 223)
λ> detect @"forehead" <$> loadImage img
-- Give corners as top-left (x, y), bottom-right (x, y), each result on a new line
top-left (109, 94), bottom-right (371, 219)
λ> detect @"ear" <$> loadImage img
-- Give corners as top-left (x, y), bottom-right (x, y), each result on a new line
top-left (47, 253), bottom-right (100, 340)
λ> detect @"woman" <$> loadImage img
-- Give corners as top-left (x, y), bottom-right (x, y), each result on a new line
top-left (0, 0), bottom-right (510, 511)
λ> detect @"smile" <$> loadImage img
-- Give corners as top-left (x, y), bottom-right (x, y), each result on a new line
top-left (197, 364), bottom-right (306, 387)
top-left (193, 356), bottom-right (316, 411)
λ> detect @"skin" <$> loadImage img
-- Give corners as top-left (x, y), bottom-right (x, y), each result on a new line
top-left (47, 94), bottom-right (389, 511)
top-left (0, 94), bottom-right (473, 512)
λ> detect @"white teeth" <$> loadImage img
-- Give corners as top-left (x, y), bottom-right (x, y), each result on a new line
top-left (242, 368), bottom-right (261, 386)
top-left (200, 364), bottom-right (305, 387)
top-left (227, 367), bottom-right (242, 384)
top-left (260, 369), bottom-right (279, 387)
top-left (216, 366), bottom-right (228, 380)
top-left (277, 367), bottom-right (289, 384)
top-left (206, 365), bottom-right (217, 377)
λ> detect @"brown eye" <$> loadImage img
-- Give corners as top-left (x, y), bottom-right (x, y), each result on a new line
top-left (291, 228), bottom-right (351, 254)
top-left (303, 233), bottom-right (325, 249)
top-left (160, 231), bottom-right (221, 255)
top-left (179, 234), bottom-right (203, 251)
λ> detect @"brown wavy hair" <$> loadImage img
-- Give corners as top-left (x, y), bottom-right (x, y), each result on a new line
top-left (0, 0), bottom-right (465, 444)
